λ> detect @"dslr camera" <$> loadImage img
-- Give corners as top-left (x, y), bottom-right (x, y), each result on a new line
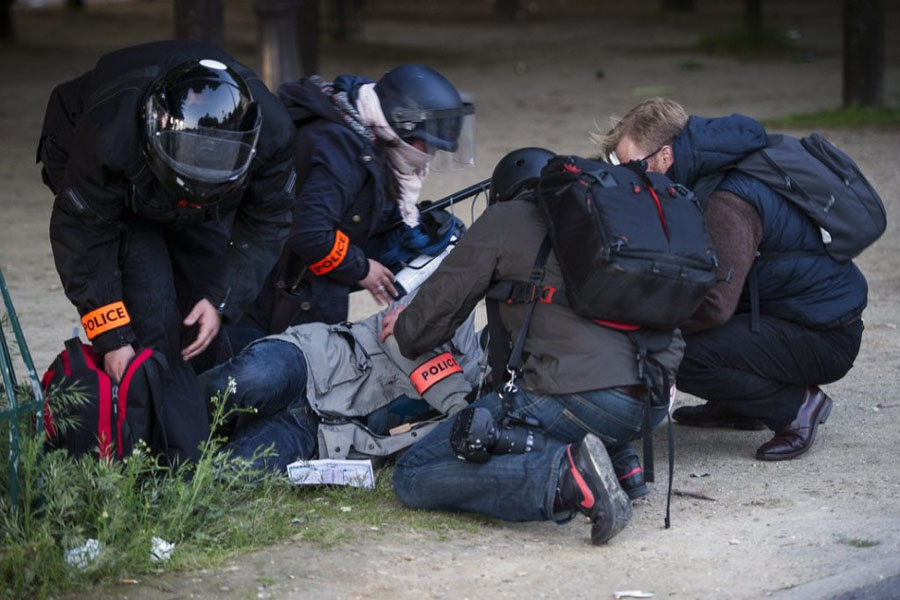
top-left (449, 406), bottom-right (545, 462)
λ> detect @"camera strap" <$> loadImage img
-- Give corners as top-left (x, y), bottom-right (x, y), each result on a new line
top-left (494, 236), bottom-right (552, 414)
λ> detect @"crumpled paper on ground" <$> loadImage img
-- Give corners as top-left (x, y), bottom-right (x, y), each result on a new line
top-left (65, 538), bottom-right (102, 569)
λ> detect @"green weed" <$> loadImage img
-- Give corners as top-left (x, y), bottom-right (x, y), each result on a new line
top-left (763, 106), bottom-right (900, 130)
top-left (698, 26), bottom-right (796, 55)
top-left (1, 382), bottom-right (482, 599)
top-left (839, 537), bottom-right (880, 548)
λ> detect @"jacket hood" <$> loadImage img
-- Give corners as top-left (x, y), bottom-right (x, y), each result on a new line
top-left (277, 74), bottom-right (374, 126)
top-left (669, 114), bottom-right (767, 188)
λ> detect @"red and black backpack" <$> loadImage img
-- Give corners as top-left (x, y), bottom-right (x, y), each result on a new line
top-left (41, 337), bottom-right (168, 460)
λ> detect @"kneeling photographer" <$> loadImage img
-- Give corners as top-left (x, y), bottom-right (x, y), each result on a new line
top-left (380, 148), bottom-right (686, 545)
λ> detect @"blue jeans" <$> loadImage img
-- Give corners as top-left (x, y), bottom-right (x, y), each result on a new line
top-left (393, 387), bottom-right (666, 522)
top-left (199, 339), bottom-right (318, 474)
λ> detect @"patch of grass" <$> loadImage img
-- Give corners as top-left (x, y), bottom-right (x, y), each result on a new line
top-left (838, 537), bottom-right (881, 548)
top-left (763, 106), bottom-right (900, 130)
top-left (698, 26), bottom-right (796, 55)
top-left (0, 382), bottom-right (483, 599)
top-left (677, 59), bottom-right (705, 71)
top-left (631, 85), bottom-right (677, 98)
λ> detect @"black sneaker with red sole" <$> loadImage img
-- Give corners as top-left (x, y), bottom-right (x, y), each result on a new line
top-left (558, 434), bottom-right (633, 545)
top-left (613, 454), bottom-right (649, 500)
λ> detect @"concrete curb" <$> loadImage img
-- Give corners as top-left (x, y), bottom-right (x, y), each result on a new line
top-left (775, 556), bottom-right (900, 600)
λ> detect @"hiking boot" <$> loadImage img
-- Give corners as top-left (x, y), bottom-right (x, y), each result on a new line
top-left (672, 403), bottom-right (765, 430)
top-left (613, 454), bottom-right (649, 500)
top-left (557, 434), bottom-right (633, 545)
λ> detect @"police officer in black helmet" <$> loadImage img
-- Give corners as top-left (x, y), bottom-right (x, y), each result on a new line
top-left (37, 40), bottom-right (296, 465)
top-left (233, 64), bottom-right (475, 350)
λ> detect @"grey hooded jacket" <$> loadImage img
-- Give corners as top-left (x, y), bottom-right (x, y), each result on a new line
top-left (267, 299), bottom-right (483, 460)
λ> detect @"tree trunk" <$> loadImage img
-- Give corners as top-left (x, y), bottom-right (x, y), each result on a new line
top-left (174, 0), bottom-right (224, 46)
top-left (843, 0), bottom-right (884, 106)
top-left (493, 0), bottom-right (519, 20)
top-left (745, 0), bottom-right (763, 42)
top-left (0, 0), bottom-right (13, 41)
top-left (254, 0), bottom-right (303, 90)
top-left (661, 0), bottom-right (694, 12)
top-left (329, 0), bottom-right (348, 40)
top-left (297, 0), bottom-right (320, 76)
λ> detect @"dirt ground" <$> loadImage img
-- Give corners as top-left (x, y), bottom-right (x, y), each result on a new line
top-left (2, 1), bottom-right (900, 598)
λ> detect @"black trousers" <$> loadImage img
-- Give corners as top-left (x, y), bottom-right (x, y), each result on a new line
top-left (676, 313), bottom-right (864, 431)
top-left (119, 218), bottom-right (229, 464)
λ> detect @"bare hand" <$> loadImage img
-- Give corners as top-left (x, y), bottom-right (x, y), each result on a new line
top-left (379, 304), bottom-right (406, 342)
top-left (182, 298), bottom-right (222, 361)
top-left (358, 259), bottom-right (398, 307)
top-left (104, 345), bottom-right (136, 383)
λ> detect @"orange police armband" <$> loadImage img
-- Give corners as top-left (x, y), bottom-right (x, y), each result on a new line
top-left (410, 352), bottom-right (462, 395)
top-left (309, 230), bottom-right (350, 276)
top-left (81, 301), bottom-right (131, 340)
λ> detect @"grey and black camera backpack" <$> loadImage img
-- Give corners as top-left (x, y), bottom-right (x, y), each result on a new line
top-left (730, 132), bottom-right (886, 262)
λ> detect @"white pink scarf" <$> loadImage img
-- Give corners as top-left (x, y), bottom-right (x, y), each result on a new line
top-left (356, 83), bottom-right (432, 228)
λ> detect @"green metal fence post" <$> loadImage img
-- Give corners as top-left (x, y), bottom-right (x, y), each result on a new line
top-left (0, 313), bottom-right (22, 509)
top-left (0, 266), bottom-right (45, 511)
top-left (0, 268), bottom-right (44, 432)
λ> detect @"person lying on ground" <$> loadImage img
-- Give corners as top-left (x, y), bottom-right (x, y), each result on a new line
top-left (200, 292), bottom-right (484, 475)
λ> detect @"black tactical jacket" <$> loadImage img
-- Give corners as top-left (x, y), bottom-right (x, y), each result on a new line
top-left (38, 40), bottom-right (295, 353)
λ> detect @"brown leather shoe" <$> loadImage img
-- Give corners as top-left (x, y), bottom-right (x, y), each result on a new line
top-left (755, 386), bottom-right (833, 461)
top-left (672, 403), bottom-right (765, 430)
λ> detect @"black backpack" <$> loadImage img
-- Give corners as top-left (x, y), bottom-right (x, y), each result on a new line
top-left (42, 338), bottom-right (169, 460)
top-left (730, 132), bottom-right (885, 262)
top-left (533, 155), bottom-right (719, 330)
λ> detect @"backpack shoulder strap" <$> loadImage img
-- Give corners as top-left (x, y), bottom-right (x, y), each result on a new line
top-left (628, 328), bottom-right (675, 530)
top-left (484, 298), bottom-right (510, 392)
top-left (142, 351), bottom-right (170, 457)
top-left (504, 236), bottom-right (552, 389)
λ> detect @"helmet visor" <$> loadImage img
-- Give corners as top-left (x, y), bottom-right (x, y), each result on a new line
top-left (392, 103), bottom-right (476, 172)
top-left (146, 95), bottom-right (262, 184)
top-left (427, 103), bottom-right (476, 172)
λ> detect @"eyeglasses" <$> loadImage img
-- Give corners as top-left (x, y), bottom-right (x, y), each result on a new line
top-left (608, 144), bottom-right (667, 166)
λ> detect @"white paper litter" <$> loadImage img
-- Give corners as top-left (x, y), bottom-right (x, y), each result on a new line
top-left (286, 459), bottom-right (375, 489)
top-left (65, 538), bottom-right (101, 569)
top-left (150, 536), bottom-right (175, 563)
top-left (614, 591), bottom-right (654, 599)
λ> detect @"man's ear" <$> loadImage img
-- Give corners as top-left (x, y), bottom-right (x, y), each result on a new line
top-left (658, 144), bottom-right (675, 173)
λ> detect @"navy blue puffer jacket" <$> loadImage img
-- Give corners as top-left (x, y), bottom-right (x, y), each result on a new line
top-left (670, 115), bottom-right (867, 329)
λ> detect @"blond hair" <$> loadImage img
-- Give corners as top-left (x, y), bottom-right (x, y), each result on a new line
top-left (595, 98), bottom-right (688, 158)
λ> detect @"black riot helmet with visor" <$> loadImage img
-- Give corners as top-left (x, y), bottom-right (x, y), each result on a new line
top-left (375, 64), bottom-right (476, 172)
top-left (489, 147), bottom-right (556, 205)
top-left (143, 59), bottom-right (262, 206)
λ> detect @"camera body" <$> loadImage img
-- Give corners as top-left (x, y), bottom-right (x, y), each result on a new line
top-left (449, 406), bottom-right (545, 462)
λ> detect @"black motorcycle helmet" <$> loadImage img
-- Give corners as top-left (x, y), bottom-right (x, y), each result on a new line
top-left (375, 64), bottom-right (475, 170)
top-left (142, 59), bottom-right (262, 206)
top-left (489, 147), bottom-right (556, 205)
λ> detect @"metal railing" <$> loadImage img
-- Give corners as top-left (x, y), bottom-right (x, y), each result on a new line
top-left (0, 266), bottom-right (44, 509)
